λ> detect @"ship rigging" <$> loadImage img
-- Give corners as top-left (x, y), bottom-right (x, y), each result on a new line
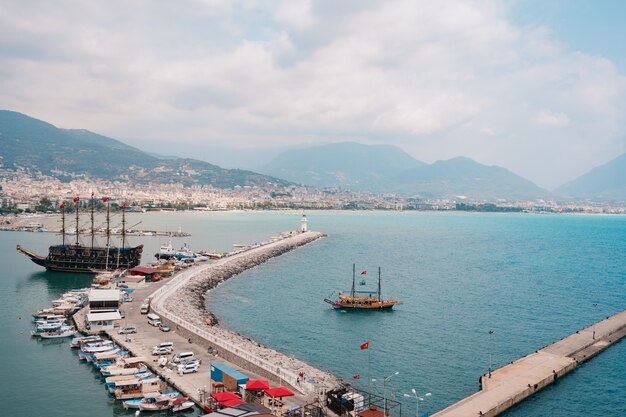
top-left (16, 195), bottom-right (143, 273)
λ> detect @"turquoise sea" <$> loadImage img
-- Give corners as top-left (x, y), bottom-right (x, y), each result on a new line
top-left (1, 211), bottom-right (625, 416)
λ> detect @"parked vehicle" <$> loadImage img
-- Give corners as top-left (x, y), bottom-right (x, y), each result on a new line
top-left (152, 346), bottom-right (173, 356)
top-left (147, 313), bottom-right (161, 327)
top-left (118, 326), bottom-right (137, 334)
top-left (177, 361), bottom-right (200, 374)
top-left (159, 323), bottom-right (170, 332)
top-left (172, 351), bottom-right (196, 364)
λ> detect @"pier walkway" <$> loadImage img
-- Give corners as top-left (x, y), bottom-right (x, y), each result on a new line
top-left (75, 230), bottom-right (330, 411)
top-left (432, 310), bottom-right (626, 417)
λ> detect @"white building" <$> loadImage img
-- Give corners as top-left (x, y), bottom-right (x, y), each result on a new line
top-left (86, 310), bottom-right (122, 332)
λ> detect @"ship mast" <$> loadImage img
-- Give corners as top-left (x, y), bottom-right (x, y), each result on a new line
top-left (352, 263), bottom-right (356, 298)
top-left (60, 201), bottom-right (66, 245)
top-left (90, 192), bottom-right (95, 248)
top-left (378, 267), bottom-right (382, 301)
top-left (74, 196), bottom-right (80, 245)
top-left (121, 203), bottom-right (126, 249)
top-left (104, 197), bottom-right (110, 270)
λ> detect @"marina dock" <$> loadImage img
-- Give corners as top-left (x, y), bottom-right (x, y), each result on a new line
top-left (73, 230), bottom-right (333, 411)
top-left (432, 310), bottom-right (626, 417)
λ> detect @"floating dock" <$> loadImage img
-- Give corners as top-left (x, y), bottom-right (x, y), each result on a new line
top-left (432, 310), bottom-right (626, 417)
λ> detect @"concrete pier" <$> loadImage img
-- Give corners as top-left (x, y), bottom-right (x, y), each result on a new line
top-left (74, 230), bottom-right (336, 410)
top-left (432, 310), bottom-right (626, 417)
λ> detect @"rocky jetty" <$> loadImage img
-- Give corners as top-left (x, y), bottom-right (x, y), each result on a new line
top-left (162, 231), bottom-right (341, 390)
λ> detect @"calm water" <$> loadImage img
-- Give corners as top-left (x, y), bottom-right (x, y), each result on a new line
top-left (0, 211), bottom-right (624, 416)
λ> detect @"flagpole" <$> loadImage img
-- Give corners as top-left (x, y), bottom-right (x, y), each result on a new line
top-left (368, 343), bottom-right (372, 395)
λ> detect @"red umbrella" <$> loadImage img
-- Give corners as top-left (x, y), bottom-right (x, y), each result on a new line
top-left (246, 380), bottom-right (270, 391)
top-left (211, 392), bottom-right (240, 403)
top-left (264, 387), bottom-right (295, 398)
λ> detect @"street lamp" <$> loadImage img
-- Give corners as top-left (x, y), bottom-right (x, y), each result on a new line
top-left (592, 303), bottom-right (598, 340)
top-left (488, 330), bottom-right (494, 378)
top-left (383, 372), bottom-right (399, 417)
top-left (403, 390), bottom-right (431, 417)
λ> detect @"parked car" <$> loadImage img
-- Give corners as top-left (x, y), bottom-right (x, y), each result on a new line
top-left (180, 357), bottom-right (201, 367)
top-left (118, 326), bottom-right (136, 334)
top-left (152, 346), bottom-right (173, 355)
top-left (177, 361), bottom-right (200, 374)
top-left (159, 323), bottom-right (170, 332)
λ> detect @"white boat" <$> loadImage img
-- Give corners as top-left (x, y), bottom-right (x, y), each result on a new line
top-left (123, 392), bottom-right (180, 409)
top-left (70, 335), bottom-right (102, 348)
top-left (39, 328), bottom-right (77, 338)
top-left (32, 324), bottom-right (74, 337)
top-left (81, 340), bottom-right (115, 353)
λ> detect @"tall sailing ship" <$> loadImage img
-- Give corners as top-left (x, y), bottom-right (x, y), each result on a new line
top-left (16, 196), bottom-right (143, 273)
top-left (324, 264), bottom-right (401, 310)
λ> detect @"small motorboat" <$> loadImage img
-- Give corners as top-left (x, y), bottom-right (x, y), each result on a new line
top-left (171, 397), bottom-right (195, 412)
top-left (39, 328), bottom-right (77, 338)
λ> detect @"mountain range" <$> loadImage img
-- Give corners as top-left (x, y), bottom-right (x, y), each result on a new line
top-left (1, 110), bottom-right (623, 200)
top-left (261, 142), bottom-right (549, 200)
top-left (0, 111), bottom-right (288, 188)
top-left (555, 152), bottom-right (626, 200)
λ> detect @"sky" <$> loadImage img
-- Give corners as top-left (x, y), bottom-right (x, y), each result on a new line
top-left (1, 0), bottom-right (625, 189)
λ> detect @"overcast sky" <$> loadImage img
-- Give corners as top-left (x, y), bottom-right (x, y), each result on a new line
top-left (1, 0), bottom-right (625, 189)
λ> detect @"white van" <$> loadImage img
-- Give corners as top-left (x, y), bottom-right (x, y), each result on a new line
top-left (172, 351), bottom-right (195, 364)
top-left (157, 342), bottom-right (174, 350)
top-left (147, 313), bottom-right (161, 327)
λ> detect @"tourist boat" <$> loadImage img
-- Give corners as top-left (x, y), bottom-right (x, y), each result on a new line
top-left (114, 377), bottom-right (167, 400)
top-left (101, 357), bottom-right (148, 376)
top-left (16, 197), bottom-right (143, 273)
top-left (38, 328), bottom-right (77, 338)
top-left (324, 265), bottom-right (401, 310)
top-left (105, 371), bottom-right (153, 393)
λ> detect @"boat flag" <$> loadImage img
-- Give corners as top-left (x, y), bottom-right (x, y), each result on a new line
top-left (360, 342), bottom-right (369, 350)
top-left (361, 271), bottom-right (367, 275)
top-left (353, 375), bottom-right (360, 379)
top-left (73, 197), bottom-right (79, 203)
top-left (59, 202), bottom-right (65, 209)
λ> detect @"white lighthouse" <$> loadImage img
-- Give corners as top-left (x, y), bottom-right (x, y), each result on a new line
top-left (300, 213), bottom-right (308, 233)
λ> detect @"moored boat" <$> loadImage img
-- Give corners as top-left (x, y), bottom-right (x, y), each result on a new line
top-left (38, 328), bottom-right (77, 338)
top-left (16, 197), bottom-right (143, 273)
top-left (324, 265), bottom-right (401, 310)
top-left (114, 377), bottom-right (166, 400)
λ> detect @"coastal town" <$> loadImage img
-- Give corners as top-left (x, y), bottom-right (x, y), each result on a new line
top-left (1, 170), bottom-right (625, 217)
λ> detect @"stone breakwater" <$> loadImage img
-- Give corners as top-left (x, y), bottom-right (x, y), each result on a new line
top-left (160, 231), bottom-right (341, 392)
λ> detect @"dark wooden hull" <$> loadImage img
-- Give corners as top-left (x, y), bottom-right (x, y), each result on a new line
top-left (17, 244), bottom-right (143, 273)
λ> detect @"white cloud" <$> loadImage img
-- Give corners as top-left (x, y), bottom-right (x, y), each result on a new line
top-left (0, 0), bottom-right (625, 188)
top-left (535, 110), bottom-right (570, 127)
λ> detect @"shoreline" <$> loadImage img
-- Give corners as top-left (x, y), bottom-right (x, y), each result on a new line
top-left (151, 230), bottom-right (341, 395)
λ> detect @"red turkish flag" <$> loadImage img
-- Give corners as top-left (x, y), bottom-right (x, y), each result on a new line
top-left (360, 342), bottom-right (369, 350)
top-left (353, 375), bottom-right (360, 379)
top-left (120, 204), bottom-right (126, 209)
top-left (102, 197), bottom-right (109, 203)
top-left (73, 197), bottom-right (79, 203)
top-left (59, 202), bottom-right (65, 209)
top-left (361, 271), bottom-right (367, 275)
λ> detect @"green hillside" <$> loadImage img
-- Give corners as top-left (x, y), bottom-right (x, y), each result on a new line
top-left (0, 110), bottom-right (288, 188)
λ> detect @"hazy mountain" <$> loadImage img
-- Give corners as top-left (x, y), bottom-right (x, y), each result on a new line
top-left (264, 143), bottom-right (548, 199)
top-left (262, 142), bottom-right (426, 189)
top-left (0, 110), bottom-right (288, 188)
top-left (555, 153), bottom-right (626, 200)
top-left (394, 157), bottom-right (549, 199)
